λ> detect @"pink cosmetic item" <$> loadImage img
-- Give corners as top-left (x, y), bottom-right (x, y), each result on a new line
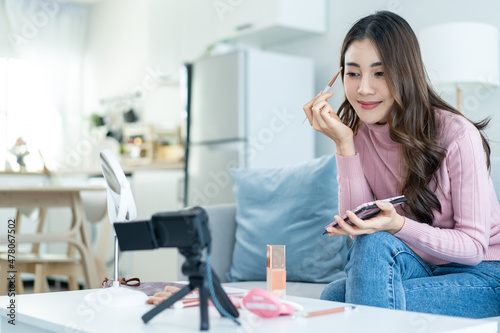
top-left (267, 245), bottom-right (286, 297)
top-left (302, 67), bottom-right (343, 124)
top-left (241, 288), bottom-right (296, 318)
top-left (303, 305), bottom-right (356, 318)
top-left (323, 195), bottom-right (407, 235)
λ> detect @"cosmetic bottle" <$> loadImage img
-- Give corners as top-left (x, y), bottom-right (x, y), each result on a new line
top-left (266, 245), bottom-right (286, 297)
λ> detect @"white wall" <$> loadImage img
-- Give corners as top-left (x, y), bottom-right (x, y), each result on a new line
top-left (83, 0), bottom-right (149, 112)
top-left (83, 0), bottom-right (179, 126)
top-left (265, 0), bottom-right (500, 157)
top-left (82, 0), bottom-right (218, 127)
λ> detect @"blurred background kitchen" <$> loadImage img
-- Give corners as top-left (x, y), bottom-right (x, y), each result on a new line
top-left (0, 0), bottom-right (499, 287)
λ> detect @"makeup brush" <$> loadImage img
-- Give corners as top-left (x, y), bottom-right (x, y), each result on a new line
top-left (302, 67), bottom-right (343, 124)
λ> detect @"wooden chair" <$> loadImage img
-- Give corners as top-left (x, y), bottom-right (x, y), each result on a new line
top-left (0, 190), bottom-right (109, 294)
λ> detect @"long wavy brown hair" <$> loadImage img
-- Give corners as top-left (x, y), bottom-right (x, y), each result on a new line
top-left (338, 11), bottom-right (491, 225)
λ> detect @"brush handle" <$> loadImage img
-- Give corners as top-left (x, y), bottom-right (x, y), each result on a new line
top-left (322, 84), bottom-right (332, 94)
top-left (302, 86), bottom-right (333, 124)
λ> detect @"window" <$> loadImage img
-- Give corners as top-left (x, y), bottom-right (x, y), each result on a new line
top-left (0, 57), bottom-right (63, 172)
top-left (0, 2), bottom-right (88, 173)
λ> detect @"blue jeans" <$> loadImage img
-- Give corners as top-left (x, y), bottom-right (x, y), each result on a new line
top-left (320, 232), bottom-right (500, 318)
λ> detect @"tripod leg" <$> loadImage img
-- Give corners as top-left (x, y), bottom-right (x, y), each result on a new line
top-left (142, 284), bottom-right (193, 324)
top-left (199, 279), bottom-right (210, 331)
top-left (209, 269), bottom-right (239, 318)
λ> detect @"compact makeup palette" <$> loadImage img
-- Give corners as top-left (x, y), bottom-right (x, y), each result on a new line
top-left (323, 195), bottom-right (407, 234)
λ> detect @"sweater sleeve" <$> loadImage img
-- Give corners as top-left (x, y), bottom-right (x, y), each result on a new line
top-left (336, 153), bottom-right (374, 214)
top-left (395, 130), bottom-right (491, 266)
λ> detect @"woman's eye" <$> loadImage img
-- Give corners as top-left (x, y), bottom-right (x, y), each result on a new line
top-left (375, 72), bottom-right (385, 77)
top-left (346, 72), bottom-right (359, 77)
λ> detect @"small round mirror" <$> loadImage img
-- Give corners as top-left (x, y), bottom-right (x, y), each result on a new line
top-left (99, 149), bottom-right (137, 223)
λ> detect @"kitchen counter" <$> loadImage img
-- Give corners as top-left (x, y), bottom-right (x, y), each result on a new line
top-left (66, 161), bottom-right (185, 176)
top-left (0, 161), bottom-right (185, 177)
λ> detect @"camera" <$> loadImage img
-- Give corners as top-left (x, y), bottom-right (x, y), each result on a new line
top-left (113, 206), bottom-right (211, 253)
top-left (112, 206), bottom-right (239, 331)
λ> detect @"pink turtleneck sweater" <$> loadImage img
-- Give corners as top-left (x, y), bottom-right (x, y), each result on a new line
top-left (336, 109), bottom-right (500, 265)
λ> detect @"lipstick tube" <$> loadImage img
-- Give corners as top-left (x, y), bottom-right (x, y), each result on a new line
top-left (267, 245), bottom-right (286, 297)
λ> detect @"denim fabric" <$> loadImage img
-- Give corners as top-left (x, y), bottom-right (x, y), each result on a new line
top-left (320, 232), bottom-right (500, 318)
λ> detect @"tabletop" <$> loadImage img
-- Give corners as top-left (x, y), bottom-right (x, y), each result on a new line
top-left (0, 186), bottom-right (106, 210)
top-left (0, 186), bottom-right (106, 192)
top-left (0, 288), bottom-right (497, 333)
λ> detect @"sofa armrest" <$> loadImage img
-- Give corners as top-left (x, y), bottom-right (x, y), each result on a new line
top-left (178, 203), bottom-right (237, 282)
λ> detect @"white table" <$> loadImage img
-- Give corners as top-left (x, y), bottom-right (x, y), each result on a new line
top-left (0, 288), bottom-right (497, 333)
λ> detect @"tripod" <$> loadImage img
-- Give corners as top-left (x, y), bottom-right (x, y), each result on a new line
top-left (142, 251), bottom-right (239, 330)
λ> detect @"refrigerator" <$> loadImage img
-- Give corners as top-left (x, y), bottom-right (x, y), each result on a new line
top-left (183, 50), bottom-right (315, 207)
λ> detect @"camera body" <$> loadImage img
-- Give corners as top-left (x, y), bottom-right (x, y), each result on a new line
top-left (113, 206), bottom-right (211, 253)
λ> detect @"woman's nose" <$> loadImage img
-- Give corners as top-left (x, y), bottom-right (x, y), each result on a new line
top-left (357, 76), bottom-right (375, 95)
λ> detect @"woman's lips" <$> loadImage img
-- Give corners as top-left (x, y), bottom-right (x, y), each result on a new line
top-left (358, 101), bottom-right (382, 110)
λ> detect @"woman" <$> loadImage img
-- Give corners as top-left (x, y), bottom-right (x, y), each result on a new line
top-left (303, 10), bottom-right (500, 318)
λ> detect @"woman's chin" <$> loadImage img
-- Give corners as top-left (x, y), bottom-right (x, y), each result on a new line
top-left (359, 118), bottom-right (388, 125)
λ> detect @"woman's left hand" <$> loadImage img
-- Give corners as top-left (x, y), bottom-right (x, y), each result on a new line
top-left (146, 286), bottom-right (181, 305)
top-left (325, 200), bottom-right (405, 236)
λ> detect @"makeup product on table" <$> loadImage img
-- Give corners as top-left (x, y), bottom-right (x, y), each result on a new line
top-left (303, 306), bottom-right (356, 318)
top-left (322, 195), bottom-right (407, 235)
top-left (267, 245), bottom-right (286, 297)
top-left (302, 67), bottom-right (343, 124)
top-left (241, 288), bottom-right (300, 318)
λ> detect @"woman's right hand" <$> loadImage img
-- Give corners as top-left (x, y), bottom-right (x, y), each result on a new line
top-left (303, 91), bottom-right (355, 156)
